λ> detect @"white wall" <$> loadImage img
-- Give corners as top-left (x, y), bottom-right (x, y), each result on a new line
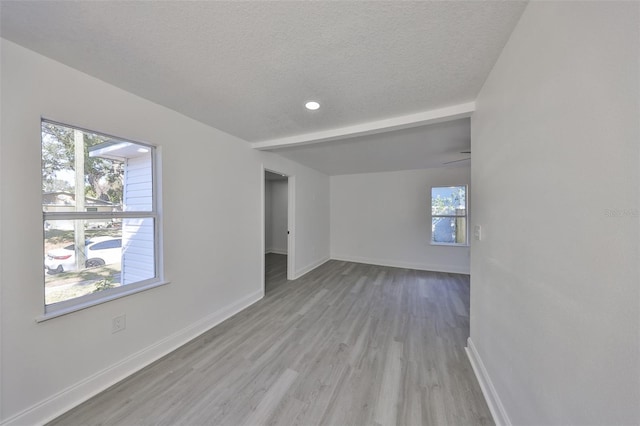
top-left (265, 180), bottom-right (288, 254)
top-left (331, 167), bottom-right (470, 274)
top-left (0, 39), bottom-right (330, 425)
top-left (469, 2), bottom-right (639, 425)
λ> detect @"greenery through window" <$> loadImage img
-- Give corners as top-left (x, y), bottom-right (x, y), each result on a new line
top-left (431, 186), bottom-right (467, 245)
top-left (42, 120), bottom-right (160, 313)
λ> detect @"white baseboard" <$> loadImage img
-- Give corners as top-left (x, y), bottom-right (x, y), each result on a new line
top-left (293, 256), bottom-right (330, 280)
top-left (1, 289), bottom-right (264, 426)
top-left (266, 248), bottom-right (287, 255)
top-left (465, 337), bottom-right (511, 426)
top-left (330, 254), bottom-right (469, 275)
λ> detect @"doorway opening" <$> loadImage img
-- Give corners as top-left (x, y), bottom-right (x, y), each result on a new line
top-left (263, 168), bottom-right (295, 294)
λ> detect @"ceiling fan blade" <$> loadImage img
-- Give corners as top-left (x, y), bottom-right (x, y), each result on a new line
top-left (443, 158), bottom-right (471, 165)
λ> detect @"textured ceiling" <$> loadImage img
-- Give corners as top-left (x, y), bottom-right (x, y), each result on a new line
top-left (274, 118), bottom-right (471, 175)
top-left (0, 1), bottom-right (526, 144)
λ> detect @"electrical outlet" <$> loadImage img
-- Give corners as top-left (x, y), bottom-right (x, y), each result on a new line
top-left (112, 314), bottom-right (126, 334)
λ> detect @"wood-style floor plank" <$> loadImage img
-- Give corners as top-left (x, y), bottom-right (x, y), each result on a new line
top-left (49, 254), bottom-right (492, 426)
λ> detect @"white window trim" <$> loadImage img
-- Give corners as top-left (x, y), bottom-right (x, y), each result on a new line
top-left (40, 119), bottom-right (165, 321)
top-left (430, 184), bottom-right (469, 247)
top-left (37, 280), bottom-right (170, 322)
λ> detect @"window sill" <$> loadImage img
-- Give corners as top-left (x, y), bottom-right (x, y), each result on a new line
top-left (430, 242), bottom-right (469, 247)
top-left (36, 280), bottom-right (170, 323)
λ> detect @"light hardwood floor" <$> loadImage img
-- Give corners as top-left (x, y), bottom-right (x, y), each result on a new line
top-left (49, 255), bottom-right (492, 425)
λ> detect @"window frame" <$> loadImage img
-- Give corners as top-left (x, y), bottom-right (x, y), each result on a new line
top-left (40, 119), bottom-right (165, 321)
top-left (430, 184), bottom-right (469, 247)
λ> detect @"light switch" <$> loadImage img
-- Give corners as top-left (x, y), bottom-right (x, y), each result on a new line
top-left (474, 225), bottom-right (482, 240)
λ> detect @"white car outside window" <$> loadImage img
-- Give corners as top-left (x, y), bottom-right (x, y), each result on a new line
top-left (45, 237), bottom-right (122, 273)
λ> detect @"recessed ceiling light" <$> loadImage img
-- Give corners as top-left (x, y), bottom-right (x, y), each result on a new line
top-left (137, 148), bottom-right (149, 153)
top-left (305, 101), bottom-right (320, 111)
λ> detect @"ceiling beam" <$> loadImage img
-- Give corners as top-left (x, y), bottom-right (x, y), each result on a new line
top-left (251, 101), bottom-right (475, 151)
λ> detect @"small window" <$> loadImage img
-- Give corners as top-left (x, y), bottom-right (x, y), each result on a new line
top-left (42, 120), bottom-right (162, 316)
top-left (431, 185), bottom-right (467, 245)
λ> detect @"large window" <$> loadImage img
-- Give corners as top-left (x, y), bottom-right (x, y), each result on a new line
top-left (431, 185), bottom-right (467, 245)
top-left (42, 120), bottom-right (162, 316)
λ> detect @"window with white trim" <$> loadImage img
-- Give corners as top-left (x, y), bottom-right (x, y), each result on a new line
top-left (42, 120), bottom-right (162, 315)
top-left (431, 185), bottom-right (467, 245)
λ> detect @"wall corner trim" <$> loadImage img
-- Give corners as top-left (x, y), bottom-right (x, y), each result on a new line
top-left (465, 337), bottom-right (512, 426)
top-left (1, 289), bottom-right (264, 426)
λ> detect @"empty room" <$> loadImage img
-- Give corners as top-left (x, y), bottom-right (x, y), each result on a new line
top-left (0, 1), bottom-right (638, 425)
